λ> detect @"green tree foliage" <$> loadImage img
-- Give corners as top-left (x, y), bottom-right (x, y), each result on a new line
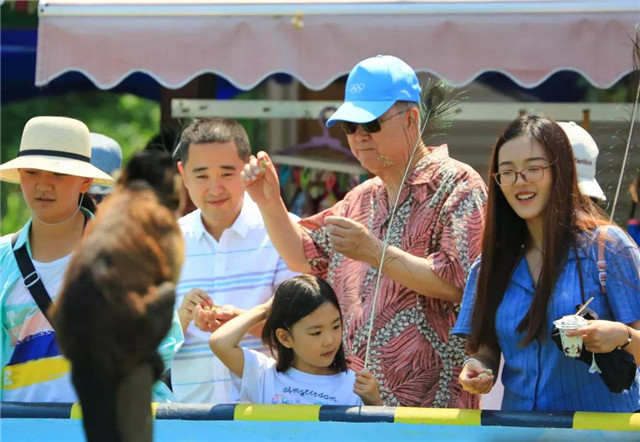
top-left (1, 92), bottom-right (160, 235)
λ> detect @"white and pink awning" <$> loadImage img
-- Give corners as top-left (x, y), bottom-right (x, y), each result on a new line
top-left (36, 0), bottom-right (639, 91)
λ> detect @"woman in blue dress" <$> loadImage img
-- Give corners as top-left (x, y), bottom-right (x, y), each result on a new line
top-left (454, 114), bottom-right (640, 412)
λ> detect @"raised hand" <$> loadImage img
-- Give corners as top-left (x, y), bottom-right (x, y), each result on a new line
top-left (241, 152), bottom-right (282, 207)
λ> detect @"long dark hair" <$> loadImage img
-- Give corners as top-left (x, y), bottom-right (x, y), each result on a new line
top-left (468, 114), bottom-right (608, 352)
top-left (262, 275), bottom-right (348, 373)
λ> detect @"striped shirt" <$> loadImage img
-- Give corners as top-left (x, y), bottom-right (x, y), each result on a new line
top-left (171, 195), bottom-right (298, 403)
top-left (454, 226), bottom-right (640, 412)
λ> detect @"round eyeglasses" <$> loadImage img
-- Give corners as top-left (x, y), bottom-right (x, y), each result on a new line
top-left (339, 109), bottom-right (407, 135)
top-left (493, 160), bottom-right (557, 186)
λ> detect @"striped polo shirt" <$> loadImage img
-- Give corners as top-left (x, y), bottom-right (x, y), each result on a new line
top-left (171, 195), bottom-right (298, 403)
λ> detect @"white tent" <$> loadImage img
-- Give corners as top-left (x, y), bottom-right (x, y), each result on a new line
top-left (36, 0), bottom-right (638, 90)
top-left (35, 0), bottom-right (640, 211)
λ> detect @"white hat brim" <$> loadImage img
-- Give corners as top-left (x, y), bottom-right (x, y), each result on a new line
top-left (578, 178), bottom-right (606, 201)
top-left (0, 155), bottom-right (115, 186)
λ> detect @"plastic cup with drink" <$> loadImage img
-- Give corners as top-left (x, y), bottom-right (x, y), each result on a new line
top-left (553, 314), bottom-right (588, 358)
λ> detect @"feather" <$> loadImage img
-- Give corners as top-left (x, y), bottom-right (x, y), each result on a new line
top-left (418, 79), bottom-right (464, 148)
top-left (609, 26), bottom-right (640, 221)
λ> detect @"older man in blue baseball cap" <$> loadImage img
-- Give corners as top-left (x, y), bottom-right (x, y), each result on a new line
top-left (241, 55), bottom-right (487, 409)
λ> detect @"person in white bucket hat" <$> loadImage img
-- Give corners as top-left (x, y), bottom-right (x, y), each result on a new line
top-left (558, 121), bottom-right (606, 203)
top-left (0, 116), bottom-right (182, 403)
top-left (0, 117), bottom-right (114, 187)
top-left (0, 116), bottom-right (110, 402)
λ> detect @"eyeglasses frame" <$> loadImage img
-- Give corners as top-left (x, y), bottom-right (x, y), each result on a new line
top-left (493, 158), bottom-right (558, 186)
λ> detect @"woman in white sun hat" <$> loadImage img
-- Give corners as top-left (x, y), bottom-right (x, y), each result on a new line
top-left (0, 116), bottom-right (112, 402)
top-left (0, 116), bottom-right (184, 404)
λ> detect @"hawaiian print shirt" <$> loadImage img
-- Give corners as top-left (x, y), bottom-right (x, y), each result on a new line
top-left (300, 145), bottom-right (487, 408)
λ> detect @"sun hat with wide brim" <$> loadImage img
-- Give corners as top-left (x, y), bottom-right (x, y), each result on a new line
top-left (0, 116), bottom-right (115, 186)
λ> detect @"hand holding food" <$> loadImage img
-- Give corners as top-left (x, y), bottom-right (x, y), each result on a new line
top-left (459, 358), bottom-right (495, 395)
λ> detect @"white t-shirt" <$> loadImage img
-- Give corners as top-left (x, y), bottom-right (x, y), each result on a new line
top-left (2, 254), bottom-right (75, 402)
top-left (239, 348), bottom-right (363, 406)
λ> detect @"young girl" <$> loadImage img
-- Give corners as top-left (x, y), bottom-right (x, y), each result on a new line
top-left (0, 116), bottom-right (183, 402)
top-left (453, 114), bottom-right (640, 412)
top-left (209, 275), bottom-right (382, 405)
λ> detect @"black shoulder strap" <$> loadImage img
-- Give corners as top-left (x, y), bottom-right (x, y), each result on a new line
top-left (11, 231), bottom-right (54, 324)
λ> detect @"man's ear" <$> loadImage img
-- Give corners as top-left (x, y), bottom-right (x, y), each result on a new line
top-left (176, 161), bottom-right (190, 192)
top-left (408, 107), bottom-right (419, 127)
top-left (177, 161), bottom-right (186, 178)
top-left (275, 328), bottom-right (293, 349)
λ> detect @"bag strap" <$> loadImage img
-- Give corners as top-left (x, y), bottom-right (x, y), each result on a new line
top-left (596, 226), bottom-right (610, 294)
top-left (11, 231), bottom-right (54, 324)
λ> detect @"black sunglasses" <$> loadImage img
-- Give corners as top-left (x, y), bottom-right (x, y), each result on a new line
top-left (339, 109), bottom-right (407, 135)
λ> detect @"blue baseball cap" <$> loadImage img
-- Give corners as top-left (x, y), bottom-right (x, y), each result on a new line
top-left (326, 55), bottom-right (421, 127)
top-left (89, 132), bottom-right (122, 195)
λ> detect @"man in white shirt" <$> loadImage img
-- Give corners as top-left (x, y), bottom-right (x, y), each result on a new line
top-left (171, 118), bottom-right (298, 403)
